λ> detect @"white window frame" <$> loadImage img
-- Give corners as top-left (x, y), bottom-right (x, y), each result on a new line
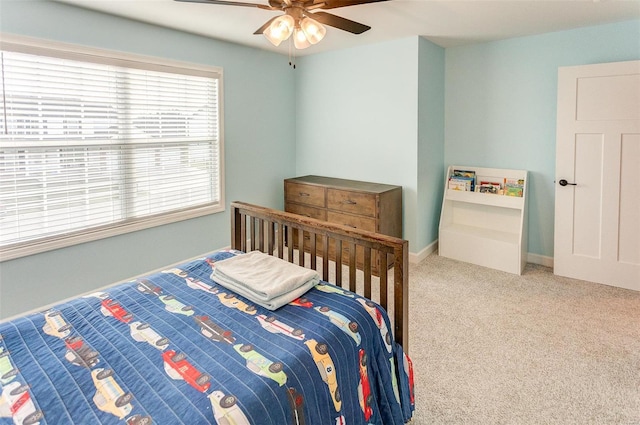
top-left (0, 34), bottom-right (225, 261)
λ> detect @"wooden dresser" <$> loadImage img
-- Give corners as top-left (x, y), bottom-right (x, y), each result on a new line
top-left (284, 175), bottom-right (402, 274)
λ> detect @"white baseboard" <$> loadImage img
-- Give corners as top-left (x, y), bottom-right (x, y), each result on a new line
top-left (410, 240), bottom-right (438, 264)
top-left (527, 252), bottom-right (554, 268)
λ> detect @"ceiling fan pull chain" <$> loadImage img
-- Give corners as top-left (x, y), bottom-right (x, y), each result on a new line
top-left (288, 37), bottom-right (296, 69)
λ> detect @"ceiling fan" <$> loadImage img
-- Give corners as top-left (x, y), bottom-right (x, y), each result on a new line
top-left (174, 0), bottom-right (387, 49)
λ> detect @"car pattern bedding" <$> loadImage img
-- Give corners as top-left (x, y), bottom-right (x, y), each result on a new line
top-left (0, 250), bottom-right (414, 425)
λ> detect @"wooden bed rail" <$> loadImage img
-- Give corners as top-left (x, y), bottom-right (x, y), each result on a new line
top-left (230, 201), bottom-right (409, 351)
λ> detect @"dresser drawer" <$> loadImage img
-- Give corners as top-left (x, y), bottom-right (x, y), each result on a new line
top-left (285, 182), bottom-right (326, 207)
top-left (285, 203), bottom-right (327, 221)
top-left (327, 211), bottom-right (376, 232)
top-left (327, 189), bottom-right (376, 217)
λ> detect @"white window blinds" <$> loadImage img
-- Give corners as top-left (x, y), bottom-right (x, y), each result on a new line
top-left (0, 41), bottom-right (223, 260)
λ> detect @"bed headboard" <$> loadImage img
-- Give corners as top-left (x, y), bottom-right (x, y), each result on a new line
top-left (230, 201), bottom-right (409, 351)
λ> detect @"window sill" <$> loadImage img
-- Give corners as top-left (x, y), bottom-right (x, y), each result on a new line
top-left (0, 203), bottom-right (224, 262)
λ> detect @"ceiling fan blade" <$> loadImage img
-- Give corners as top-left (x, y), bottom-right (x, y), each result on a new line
top-left (253, 16), bottom-right (279, 35)
top-left (174, 0), bottom-right (275, 10)
top-left (306, 0), bottom-right (387, 10)
top-left (310, 11), bottom-right (370, 34)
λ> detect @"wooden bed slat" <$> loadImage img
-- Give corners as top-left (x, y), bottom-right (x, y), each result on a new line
top-left (310, 233), bottom-right (317, 270)
top-left (298, 230), bottom-right (305, 266)
top-left (335, 239), bottom-right (342, 286)
top-left (348, 242), bottom-right (356, 293)
top-left (277, 223), bottom-right (284, 259)
top-left (287, 225), bottom-right (294, 263)
top-left (379, 252), bottom-right (388, 310)
top-left (268, 222), bottom-right (275, 254)
top-left (322, 234), bottom-right (329, 282)
top-left (249, 217), bottom-right (256, 251)
top-left (258, 218), bottom-right (265, 252)
top-left (364, 247), bottom-right (372, 299)
top-left (240, 213), bottom-right (247, 252)
top-left (230, 201), bottom-right (409, 351)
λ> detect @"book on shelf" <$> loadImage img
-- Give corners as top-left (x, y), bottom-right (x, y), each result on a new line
top-left (452, 169), bottom-right (476, 179)
top-left (504, 177), bottom-right (525, 197)
top-left (450, 169), bottom-right (476, 192)
top-left (449, 179), bottom-right (472, 191)
top-left (478, 181), bottom-right (501, 194)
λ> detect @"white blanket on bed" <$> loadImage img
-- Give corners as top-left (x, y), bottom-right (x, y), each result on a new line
top-left (211, 251), bottom-right (320, 310)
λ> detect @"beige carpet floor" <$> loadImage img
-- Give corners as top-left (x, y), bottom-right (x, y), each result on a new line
top-left (408, 254), bottom-right (640, 425)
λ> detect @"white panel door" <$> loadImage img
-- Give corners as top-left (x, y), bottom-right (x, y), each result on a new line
top-left (555, 60), bottom-right (640, 291)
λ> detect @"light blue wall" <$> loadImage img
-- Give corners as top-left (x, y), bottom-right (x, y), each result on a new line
top-left (445, 19), bottom-right (640, 258)
top-left (417, 38), bottom-right (445, 251)
top-left (294, 37), bottom-right (421, 249)
top-left (0, 0), bottom-right (296, 318)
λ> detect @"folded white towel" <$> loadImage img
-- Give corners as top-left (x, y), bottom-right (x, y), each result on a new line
top-left (224, 278), bottom-right (317, 311)
top-left (211, 251), bottom-right (320, 309)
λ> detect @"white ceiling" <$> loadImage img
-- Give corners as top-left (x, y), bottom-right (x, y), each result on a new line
top-left (53, 0), bottom-right (640, 56)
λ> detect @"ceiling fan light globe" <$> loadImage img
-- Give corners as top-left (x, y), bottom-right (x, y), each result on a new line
top-left (300, 17), bottom-right (326, 44)
top-left (263, 14), bottom-right (294, 46)
top-left (263, 34), bottom-right (283, 47)
top-left (293, 28), bottom-right (311, 49)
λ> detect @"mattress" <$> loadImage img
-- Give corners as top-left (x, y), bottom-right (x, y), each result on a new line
top-left (0, 249), bottom-right (414, 425)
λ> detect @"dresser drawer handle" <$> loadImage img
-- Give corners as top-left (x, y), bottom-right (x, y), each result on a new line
top-left (298, 192), bottom-right (310, 197)
top-left (343, 224), bottom-right (357, 228)
top-left (342, 200), bottom-right (357, 205)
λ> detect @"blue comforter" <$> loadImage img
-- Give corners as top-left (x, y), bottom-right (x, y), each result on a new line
top-left (0, 250), bottom-right (414, 425)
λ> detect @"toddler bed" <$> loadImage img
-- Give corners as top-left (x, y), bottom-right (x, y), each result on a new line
top-left (0, 202), bottom-right (413, 425)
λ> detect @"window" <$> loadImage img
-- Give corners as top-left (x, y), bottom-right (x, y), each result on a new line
top-left (0, 37), bottom-right (224, 261)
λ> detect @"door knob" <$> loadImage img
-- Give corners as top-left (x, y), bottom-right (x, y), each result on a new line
top-left (558, 179), bottom-right (577, 186)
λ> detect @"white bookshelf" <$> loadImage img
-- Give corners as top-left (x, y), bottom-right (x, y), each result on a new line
top-left (438, 165), bottom-right (528, 275)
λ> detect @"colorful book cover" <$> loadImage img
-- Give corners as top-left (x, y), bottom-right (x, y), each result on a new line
top-left (505, 186), bottom-right (523, 197)
top-left (449, 178), bottom-right (471, 191)
top-left (451, 170), bottom-right (476, 191)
